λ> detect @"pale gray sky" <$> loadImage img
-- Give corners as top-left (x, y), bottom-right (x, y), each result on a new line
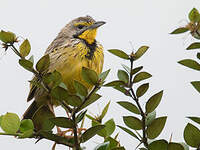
top-left (1, 0), bottom-right (200, 149)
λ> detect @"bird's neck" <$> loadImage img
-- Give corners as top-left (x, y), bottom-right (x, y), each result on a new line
top-left (82, 39), bottom-right (97, 59)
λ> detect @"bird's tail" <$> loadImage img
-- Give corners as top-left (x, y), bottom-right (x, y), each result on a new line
top-left (23, 101), bottom-right (55, 131)
top-left (23, 101), bottom-right (38, 119)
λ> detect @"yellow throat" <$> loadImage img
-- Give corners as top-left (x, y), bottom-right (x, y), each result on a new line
top-left (78, 28), bottom-right (97, 44)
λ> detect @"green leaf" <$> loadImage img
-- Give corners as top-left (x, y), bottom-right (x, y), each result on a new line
top-left (104, 119), bottom-right (115, 137)
top-left (117, 70), bottom-right (129, 83)
top-left (111, 147), bottom-right (125, 150)
top-left (28, 55), bottom-right (34, 64)
top-left (184, 123), bottom-right (200, 147)
top-left (145, 90), bottom-right (163, 113)
top-left (117, 101), bottom-right (140, 114)
top-left (188, 116), bottom-right (200, 125)
top-left (105, 137), bottom-right (119, 149)
top-left (50, 117), bottom-right (74, 128)
top-left (66, 95), bottom-right (82, 107)
top-left (19, 39), bottom-right (31, 57)
top-left (0, 115), bottom-right (3, 126)
top-left (170, 28), bottom-right (189, 34)
top-left (81, 125), bottom-right (105, 143)
top-left (32, 105), bottom-right (55, 131)
top-left (148, 140), bottom-right (168, 150)
top-left (168, 142), bottom-right (184, 150)
top-left (178, 59), bottom-right (200, 71)
top-left (19, 119), bottom-right (34, 133)
top-left (135, 46), bottom-right (149, 60)
top-left (104, 80), bottom-right (125, 87)
top-left (1, 113), bottom-right (20, 134)
top-left (29, 79), bottom-right (43, 89)
top-left (92, 121), bottom-right (107, 137)
top-left (133, 72), bottom-right (152, 83)
top-left (117, 125), bottom-right (140, 140)
top-left (191, 81), bottom-right (200, 94)
top-left (76, 110), bottom-right (87, 124)
top-left (100, 101), bottom-right (111, 120)
top-left (18, 129), bottom-right (33, 138)
top-left (51, 86), bottom-right (69, 101)
top-left (80, 93), bottom-right (102, 110)
top-left (145, 111), bottom-right (156, 126)
top-left (147, 116), bottom-right (167, 139)
top-left (122, 64), bottom-right (131, 73)
top-left (39, 131), bottom-right (74, 145)
top-left (131, 66), bottom-right (143, 75)
top-left (197, 53), bottom-right (200, 60)
top-left (99, 69), bottom-right (111, 82)
top-left (94, 142), bottom-right (110, 150)
top-left (114, 86), bottom-right (130, 96)
top-left (51, 70), bottom-right (62, 87)
top-left (36, 54), bottom-right (50, 72)
top-left (74, 80), bottom-right (88, 97)
top-left (43, 70), bottom-right (62, 88)
top-left (115, 130), bottom-right (121, 139)
top-left (136, 83), bottom-right (149, 98)
top-left (82, 67), bottom-right (98, 85)
top-left (187, 42), bottom-right (200, 50)
top-left (189, 8), bottom-right (200, 22)
top-left (108, 49), bottom-right (129, 60)
top-left (123, 116), bottom-right (142, 130)
top-left (19, 59), bottom-right (33, 71)
top-left (43, 73), bottom-right (54, 85)
top-left (179, 142), bottom-right (189, 150)
top-left (0, 30), bottom-right (16, 43)
top-left (86, 114), bottom-right (96, 121)
top-left (92, 119), bottom-right (115, 138)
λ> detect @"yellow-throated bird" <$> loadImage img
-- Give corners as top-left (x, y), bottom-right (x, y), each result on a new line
top-left (23, 16), bottom-right (105, 130)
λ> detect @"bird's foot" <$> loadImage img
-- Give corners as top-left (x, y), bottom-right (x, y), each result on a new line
top-left (57, 127), bottom-right (87, 138)
top-left (52, 127), bottom-right (87, 150)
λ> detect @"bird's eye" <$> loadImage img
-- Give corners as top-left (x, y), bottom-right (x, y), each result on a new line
top-left (77, 25), bottom-right (85, 29)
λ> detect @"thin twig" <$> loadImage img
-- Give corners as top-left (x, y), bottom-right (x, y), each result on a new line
top-left (72, 113), bottom-right (80, 150)
top-left (71, 84), bottom-right (99, 149)
top-left (130, 89), bottom-right (148, 147)
top-left (10, 44), bottom-right (24, 59)
top-left (129, 56), bottom-right (148, 148)
top-left (61, 101), bottom-right (72, 113)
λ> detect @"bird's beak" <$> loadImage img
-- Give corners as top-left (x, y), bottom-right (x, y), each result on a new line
top-left (74, 21), bottom-right (106, 37)
top-left (88, 21), bottom-right (106, 30)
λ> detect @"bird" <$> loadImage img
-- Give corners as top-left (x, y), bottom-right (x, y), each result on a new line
top-left (23, 16), bottom-right (105, 131)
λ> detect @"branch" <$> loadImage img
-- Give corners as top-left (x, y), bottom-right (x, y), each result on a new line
top-left (35, 132), bottom-right (74, 147)
top-left (70, 84), bottom-right (100, 149)
top-left (72, 113), bottom-right (80, 150)
top-left (129, 56), bottom-right (148, 148)
top-left (10, 44), bottom-right (24, 59)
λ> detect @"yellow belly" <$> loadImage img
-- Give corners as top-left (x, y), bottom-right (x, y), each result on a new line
top-left (49, 41), bottom-right (104, 94)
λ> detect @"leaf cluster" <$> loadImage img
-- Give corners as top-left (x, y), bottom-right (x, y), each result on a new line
top-left (106, 47), bottom-right (177, 150)
top-left (171, 7), bottom-right (200, 150)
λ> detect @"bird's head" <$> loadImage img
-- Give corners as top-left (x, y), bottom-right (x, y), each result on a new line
top-left (62, 16), bottom-right (106, 44)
